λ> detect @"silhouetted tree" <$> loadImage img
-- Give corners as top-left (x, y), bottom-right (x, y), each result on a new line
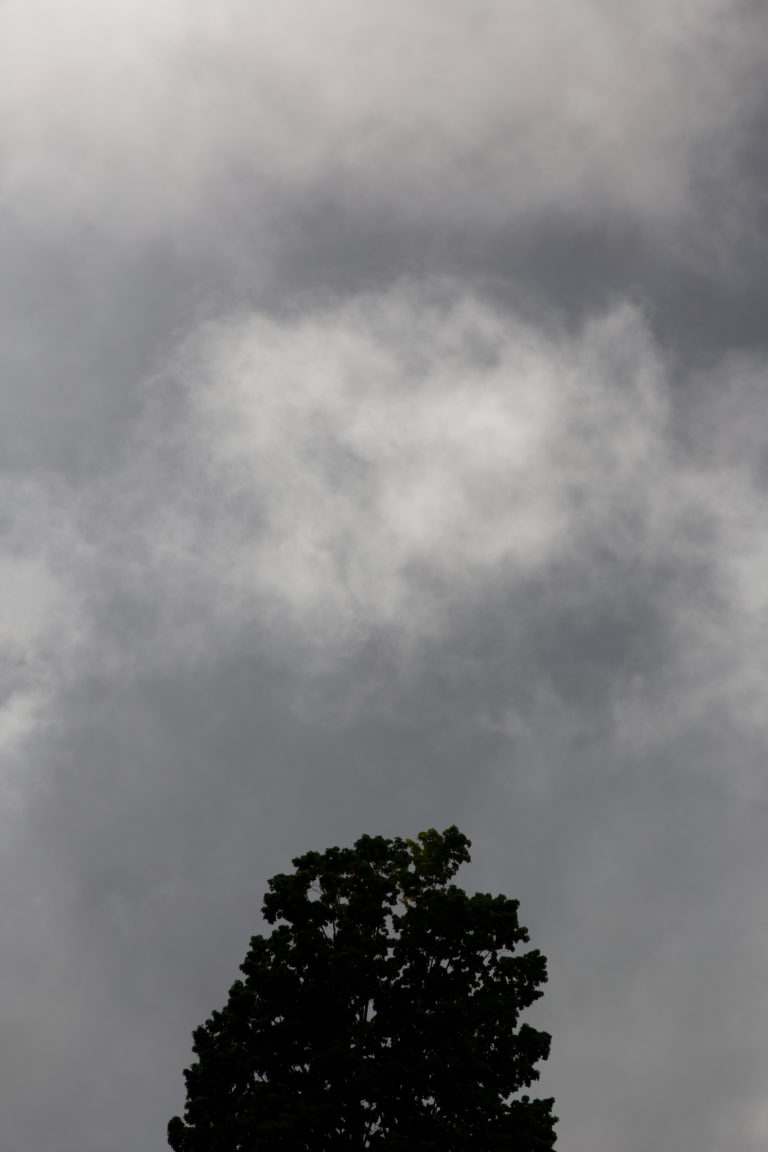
top-left (168, 826), bottom-right (556, 1150)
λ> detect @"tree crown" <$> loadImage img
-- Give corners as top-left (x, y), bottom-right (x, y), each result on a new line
top-left (169, 826), bottom-right (556, 1151)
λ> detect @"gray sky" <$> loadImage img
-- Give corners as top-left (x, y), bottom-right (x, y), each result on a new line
top-left (2, 2), bottom-right (768, 1148)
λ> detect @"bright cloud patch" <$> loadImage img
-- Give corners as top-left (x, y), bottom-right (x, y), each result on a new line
top-left (0, 0), bottom-right (764, 244)
top-left (131, 286), bottom-right (767, 763)
top-left (5, 286), bottom-right (768, 780)
top-left (160, 290), bottom-right (668, 642)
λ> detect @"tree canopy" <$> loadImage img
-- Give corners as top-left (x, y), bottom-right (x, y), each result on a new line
top-left (168, 826), bottom-right (556, 1150)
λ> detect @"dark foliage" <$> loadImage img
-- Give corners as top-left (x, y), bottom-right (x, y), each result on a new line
top-left (168, 826), bottom-right (556, 1150)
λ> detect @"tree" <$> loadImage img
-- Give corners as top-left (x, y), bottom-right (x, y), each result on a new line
top-left (168, 826), bottom-right (557, 1150)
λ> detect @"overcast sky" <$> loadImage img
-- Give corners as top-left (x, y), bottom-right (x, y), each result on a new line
top-left (2, 3), bottom-right (768, 1149)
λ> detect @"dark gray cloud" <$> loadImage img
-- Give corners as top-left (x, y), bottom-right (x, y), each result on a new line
top-left (2, 3), bottom-right (768, 1150)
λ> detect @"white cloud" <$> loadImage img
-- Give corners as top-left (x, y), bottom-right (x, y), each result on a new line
top-left (133, 285), bottom-right (768, 768)
top-left (5, 283), bottom-right (768, 792)
top-left (0, 0), bottom-right (764, 246)
top-left (153, 289), bottom-right (668, 647)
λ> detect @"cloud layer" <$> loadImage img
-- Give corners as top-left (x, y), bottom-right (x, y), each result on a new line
top-left (3, 0), bottom-right (766, 252)
top-left (2, 5), bottom-right (768, 1151)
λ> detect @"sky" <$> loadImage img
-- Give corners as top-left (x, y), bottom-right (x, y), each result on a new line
top-left (1, 2), bottom-right (768, 1148)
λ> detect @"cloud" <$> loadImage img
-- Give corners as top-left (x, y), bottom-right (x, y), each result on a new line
top-left (52, 283), bottom-right (756, 778)
top-left (4, 279), bottom-right (768, 1150)
top-left (7, 281), bottom-right (768, 775)
top-left (2, 6), bottom-right (768, 1151)
top-left (0, 475), bottom-right (84, 784)
top-left (132, 289), bottom-right (666, 653)
top-left (4, 277), bottom-right (768, 813)
top-left (1, 0), bottom-right (765, 252)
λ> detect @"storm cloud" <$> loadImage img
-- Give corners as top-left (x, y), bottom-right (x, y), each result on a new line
top-left (2, 3), bottom-right (768, 1150)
